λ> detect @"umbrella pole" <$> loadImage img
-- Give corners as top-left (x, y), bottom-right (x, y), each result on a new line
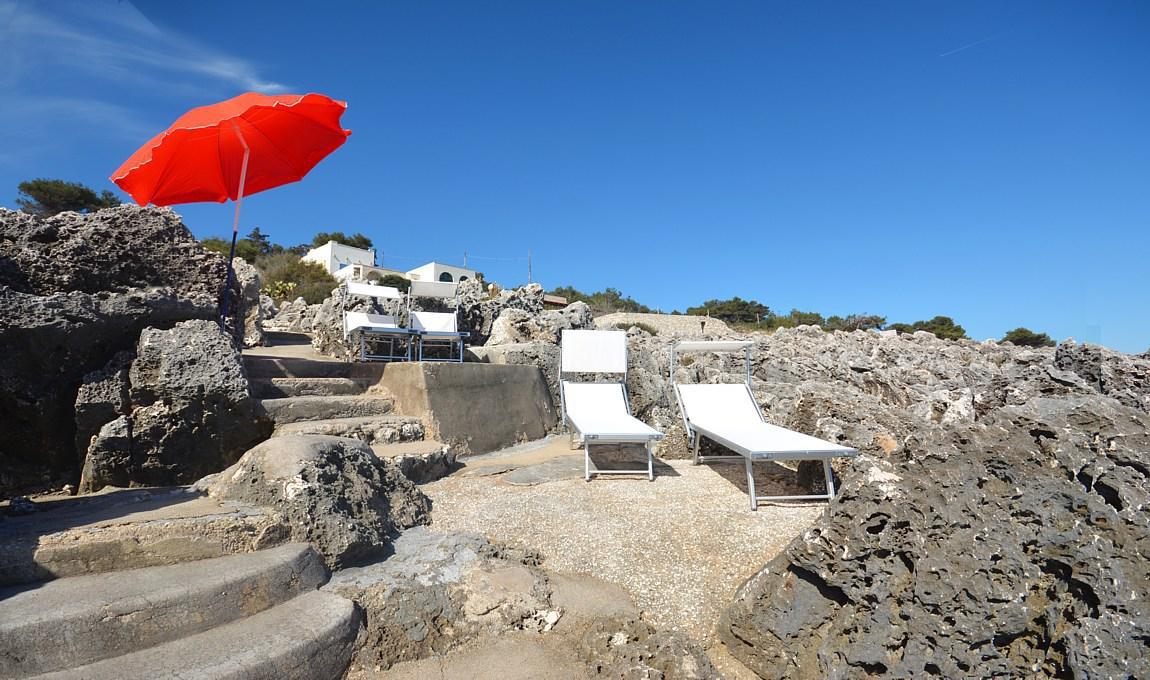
top-left (219, 125), bottom-right (251, 331)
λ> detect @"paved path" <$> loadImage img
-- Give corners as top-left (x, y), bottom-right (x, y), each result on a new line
top-left (427, 438), bottom-right (824, 643)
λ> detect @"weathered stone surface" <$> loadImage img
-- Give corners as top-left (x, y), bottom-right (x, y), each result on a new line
top-left (232, 257), bottom-right (265, 348)
top-left (720, 395), bottom-right (1150, 678)
top-left (486, 301), bottom-right (594, 346)
top-left (264, 296), bottom-right (320, 333)
top-left (0, 205), bottom-right (226, 298)
top-left (578, 615), bottom-right (717, 679)
top-left (73, 351), bottom-right (134, 468)
top-left (457, 280), bottom-right (545, 346)
top-left (0, 206), bottom-right (233, 494)
top-left (79, 320), bottom-right (272, 492)
top-left (0, 543), bottom-right (327, 677)
top-left (200, 435), bottom-right (431, 568)
top-left (324, 527), bottom-right (555, 673)
top-left (1055, 339), bottom-right (1150, 412)
top-left (1, 288), bottom-right (216, 493)
top-left (0, 487), bottom-right (290, 587)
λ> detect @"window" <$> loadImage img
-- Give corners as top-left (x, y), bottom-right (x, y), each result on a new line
top-left (459, 276), bottom-right (469, 281)
top-left (438, 272), bottom-right (454, 282)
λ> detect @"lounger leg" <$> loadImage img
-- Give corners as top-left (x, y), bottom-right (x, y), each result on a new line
top-left (584, 443), bottom-right (591, 482)
top-left (823, 459), bottom-right (836, 498)
top-left (692, 434), bottom-right (700, 465)
top-left (745, 457), bottom-right (757, 511)
top-left (646, 440), bottom-right (654, 482)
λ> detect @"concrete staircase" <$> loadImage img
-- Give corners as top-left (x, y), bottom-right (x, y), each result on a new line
top-left (244, 334), bottom-right (452, 481)
top-left (0, 544), bottom-right (361, 679)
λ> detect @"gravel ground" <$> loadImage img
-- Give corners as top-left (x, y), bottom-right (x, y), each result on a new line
top-left (425, 440), bottom-right (825, 641)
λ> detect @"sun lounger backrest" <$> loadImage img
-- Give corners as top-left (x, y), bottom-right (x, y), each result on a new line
top-left (346, 282), bottom-right (402, 299)
top-left (560, 330), bottom-right (627, 374)
top-left (677, 383), bottom-right (763, 429)
top-left (411, 311), bottom-right (458, 333)
top-left (409, 280), bottom-right (458, 299)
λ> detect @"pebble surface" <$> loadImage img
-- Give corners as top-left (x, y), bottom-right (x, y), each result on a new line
top-left (426, 450), bottom-right (824, 641)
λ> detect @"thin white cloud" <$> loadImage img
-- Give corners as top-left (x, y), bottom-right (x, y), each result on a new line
top-left (939, 31), bottom-right (1009, 58)
top-left (0, 0), bottom-right (287, 93)
top-left (0, 0), bottom-right (289, 166)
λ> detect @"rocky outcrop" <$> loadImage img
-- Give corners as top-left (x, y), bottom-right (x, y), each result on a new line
top-left (720, 394), bottom-right (1150, 678)
top-left (0, 205), bottom-right (226, 298)
top-left (0, 206), bottom-right (234, 494)
top-left (485, 301), bottom-right (594, 346)
top-left (199, 435), bottom-right (430, 569)
top-left (79, 320), bottom-right (271, 491)
top-left (73, 351), bottom-right (134, 471)
top-left (0, 287), bottom-right (216, 493)
top-left (264, 297), bottom-right (320, 333)
top-left (232, 257), bottom-right (265, 348)
top-left (456, 280), bottom-right (546, 346)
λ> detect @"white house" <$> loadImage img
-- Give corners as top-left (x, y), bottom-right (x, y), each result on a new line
top-left (405, 262), bottom-right (477, 283)
top-left (302, 241), bottom-right (376, 276)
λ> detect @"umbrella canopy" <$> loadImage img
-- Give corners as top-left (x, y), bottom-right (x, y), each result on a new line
top-left (111, 92), bottom-right (351, 206)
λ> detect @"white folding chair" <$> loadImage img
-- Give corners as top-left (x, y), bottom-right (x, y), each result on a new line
top-left (560, 330), bottom-right (664, 481)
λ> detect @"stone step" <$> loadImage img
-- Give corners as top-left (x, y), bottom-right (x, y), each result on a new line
top-left (259, 395), bottom-right (395, 425)
top-left (251, 377), bottom-right (366, 399)
top-left (0, 488), bottom-right (287, 588)
top-left (243, 355), bottom-right (352, 380)
top-left (371, 440), bottom-right (455, 484)
top-left (0, 544), bottom-right (326, 677)
top-left (30, 590), bottom-right (361, 680)
top-left (273, 415), bottom-right (425, 446)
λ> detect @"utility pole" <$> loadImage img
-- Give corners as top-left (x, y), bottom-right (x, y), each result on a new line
top-left (463, 251), bottom-right (468, 267)
top-left (527, 250), bottom-right (532, 284)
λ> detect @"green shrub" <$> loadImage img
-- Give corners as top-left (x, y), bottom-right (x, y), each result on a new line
top-left (549, 285), bottom-right (651, 314)
top-left (1002, 327), bottom-right (1055, 347)
top-left (257, 252), bottom-right (337, 304)
top-left (378, 274), bottom-right (411, 293)
top-left (888, 316), bottom-right (967, 340)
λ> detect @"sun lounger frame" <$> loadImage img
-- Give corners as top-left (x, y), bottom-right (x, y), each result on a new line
top-left (560, 330), bottom-right (664, 481)
top-left (670, 341), bottom-right (857, 509)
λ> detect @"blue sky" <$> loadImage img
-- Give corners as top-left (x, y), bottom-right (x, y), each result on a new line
top-left (1, 1), bottom-right (1147, 352)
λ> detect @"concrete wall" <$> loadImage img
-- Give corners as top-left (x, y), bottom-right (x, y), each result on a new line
top-left (355, 362), bottom-right (556, 455)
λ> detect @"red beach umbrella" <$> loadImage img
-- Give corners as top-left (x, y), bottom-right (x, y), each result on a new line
top-left (111, 92), bottom-right (351, 321)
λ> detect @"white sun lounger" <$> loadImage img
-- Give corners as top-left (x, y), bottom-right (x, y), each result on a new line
top-left (344, 283), bottom-right (413, 362)
top-left (670, 341), bottom-right (857, 509)
top-left (408, 280), bottom-right (469, 362)
top-left (560, 330), bottom-right (664, 481)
